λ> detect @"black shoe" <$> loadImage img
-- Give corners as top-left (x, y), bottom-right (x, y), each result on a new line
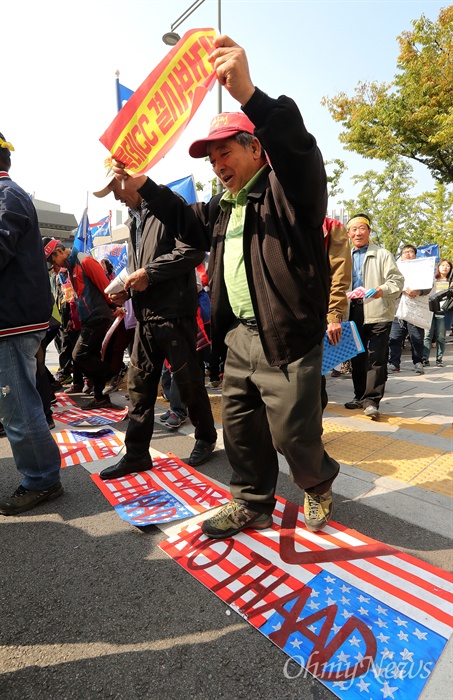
top-left (47, 419), bottom-right (56, 430)
top-left (84, 396), bottom-right (113, 410)
top-left (0, 423), bottom-right (6, 438)
top-left (65, 383), bottom-right (84, 394)
top-left (344, 399), bottom-right (363, 409)
top-left (188, 439), bottom-right (216, 467)
top-left (99, 455), bottom-right (152, 480)
top-left (0, 482), bottom-right (64, 516)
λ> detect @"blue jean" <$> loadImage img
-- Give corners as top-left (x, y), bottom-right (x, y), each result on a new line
top-left (0, 332), bottom-right (61, 490)
top-left (423, 314), bottom-right (446, 362)
top-left (161, 365), bottom-right (187, 418)
top-left (389, 317), bottom-right (424, 368)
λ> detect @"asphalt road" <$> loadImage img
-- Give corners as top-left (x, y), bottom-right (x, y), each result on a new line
top-left (1, 417), bottom-right (451, 700)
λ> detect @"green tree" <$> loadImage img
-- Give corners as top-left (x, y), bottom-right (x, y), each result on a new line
top-left (325, 158), bottom-right (347, 201)
top-left (341, 158), bottom-right (422, 254)
top-left (414, 182), bottom-right (453, 259)
top-left (322, 7), bottom-right (453, 183)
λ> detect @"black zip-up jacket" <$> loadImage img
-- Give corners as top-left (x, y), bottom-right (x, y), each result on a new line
top-left (126, 204), bottom-right (205, 323)
top-left (137, 87), bottom-right (329, 366)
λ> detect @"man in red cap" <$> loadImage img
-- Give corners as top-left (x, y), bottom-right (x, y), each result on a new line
top-left (0, 133), bottom-right (62, 515)
top-left (106, 35), bottom-right (340, 537)
top-left (44, 238), bottom-right (116, 409)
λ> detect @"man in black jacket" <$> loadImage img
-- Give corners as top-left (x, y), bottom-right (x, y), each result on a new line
top-left (93, 178), bottom-right (217, 479)
top-left (105, 35), bottom-right (339, 536)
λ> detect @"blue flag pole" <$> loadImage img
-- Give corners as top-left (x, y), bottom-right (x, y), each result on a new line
top-left (115, 70), bottom-right (122, 113)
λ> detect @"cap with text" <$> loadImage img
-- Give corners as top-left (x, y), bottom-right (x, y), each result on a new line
top-left (189, 112), bottom-right (256, 159)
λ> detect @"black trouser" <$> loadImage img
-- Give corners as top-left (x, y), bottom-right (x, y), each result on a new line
top-left (349, 304), bottom-right (392, 408)
top-left (125, 317), bottom-right (217, 461)
top-left (222, 322), bottom-right (339, 515)
top-left (72, 317), bottom-right (114, 399)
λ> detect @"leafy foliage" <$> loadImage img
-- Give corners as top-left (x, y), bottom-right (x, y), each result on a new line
top-left (342, 158), bottom-right (453, 258)
top-left (322, 8), bottom-right (453, 183)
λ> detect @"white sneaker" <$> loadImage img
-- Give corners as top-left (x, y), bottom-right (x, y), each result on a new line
top-left (414, 362), bottom-right (425, 375)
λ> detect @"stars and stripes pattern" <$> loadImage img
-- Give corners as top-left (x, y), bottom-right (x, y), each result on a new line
top-left (91, 454), bottom-right (230, 526)
top-left (52, 392), bottom-right (76, 408)
top-left (52, 406), bottom-right (129, 426)
top-left (52, 428), bottom-right (124, 468)
top-left (159, 494), bottom-right (453, 700)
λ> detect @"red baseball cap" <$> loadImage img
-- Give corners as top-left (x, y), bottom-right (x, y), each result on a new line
top-left (189, 112), bottom-right (256, 158)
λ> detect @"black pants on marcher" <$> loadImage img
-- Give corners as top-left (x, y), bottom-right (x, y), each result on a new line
top-left (125, 316), bottom-right (217, 461)
top-left (72, 316), bottom-right (114, 399)
top-left (349, 303), bottom-right (392, 408)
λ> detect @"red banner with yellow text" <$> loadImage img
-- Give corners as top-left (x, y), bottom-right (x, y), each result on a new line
top-left (100, 28), bottom-right (217, 175)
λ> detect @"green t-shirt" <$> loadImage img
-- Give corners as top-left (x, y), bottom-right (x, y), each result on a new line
top-left (220, 166), bottom-right (266, 319)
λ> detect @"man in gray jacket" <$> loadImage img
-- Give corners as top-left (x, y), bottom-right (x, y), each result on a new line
top-left (344, 214), bottom-right (404, 420)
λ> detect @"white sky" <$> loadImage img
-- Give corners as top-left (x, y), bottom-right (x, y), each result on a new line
top-left (1, 0), bottom-right (447, 225)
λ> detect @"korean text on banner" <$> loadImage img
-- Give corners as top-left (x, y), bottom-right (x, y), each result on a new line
top-left (100, 28), bottom-right (217, 175)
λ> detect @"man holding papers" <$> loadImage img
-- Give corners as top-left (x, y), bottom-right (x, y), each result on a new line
top-left (388, 244), bottom-right (432, 375)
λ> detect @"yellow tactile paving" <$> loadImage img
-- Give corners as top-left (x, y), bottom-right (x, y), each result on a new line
top-left (321, 422), bottom-right (353, 443)
top-left (325, 438), bottom-right (381, 464)
top-left (356, 442), bottom-right (445, 480)
top-left (326, 402), bottom-right (452, 435)
top-left (155, 391), bottom-right (451, 498)
top-left (438, 425), bottom-right (453, 439)
top-left (409, 454), bottom-right (453, 497)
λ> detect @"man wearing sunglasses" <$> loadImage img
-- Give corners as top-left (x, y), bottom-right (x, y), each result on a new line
top-left (0, 132), bottom-right (63, 515)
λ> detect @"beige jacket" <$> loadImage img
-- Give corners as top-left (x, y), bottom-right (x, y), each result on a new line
top-left (324, 218), bottom-right (352, 323)
top-left (348, 242), bottom-right (404, 323)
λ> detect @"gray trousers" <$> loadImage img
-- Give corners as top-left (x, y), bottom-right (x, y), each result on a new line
top-left (222, 322), bottom-right (340, 515)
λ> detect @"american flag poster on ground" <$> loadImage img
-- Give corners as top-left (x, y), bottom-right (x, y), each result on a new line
top-left (159, 496), bottom-right (453, 699)
top-left (91, 454), bottom-right (230, 526)
top-left (52, 406), bottom-right (129, 426)
top-left (52, 392), bottom-right (76, 408)
top-left (53, 428), bottom-right (124, 468)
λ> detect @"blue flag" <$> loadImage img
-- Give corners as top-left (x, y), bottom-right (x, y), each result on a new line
top-left (119, 83), bottom-right (134, 103)
top-left (116, 77), bottom-right (135, 112)
top-left (90, 213), bottom-right (111, 238)
top-left (166, 175), bottom-right (197, 204)
top-left (417, 244), bottom-right (440, 261)
top-left (73, 208), bottom-right (93, 253)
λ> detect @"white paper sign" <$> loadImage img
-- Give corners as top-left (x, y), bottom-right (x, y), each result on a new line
top-left (395, 294), bottom-right (433, 330)
top-left (397, 257), bottom-right (435, 291)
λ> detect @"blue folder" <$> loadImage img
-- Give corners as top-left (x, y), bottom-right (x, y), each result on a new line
top-left (322, 321), bottom-right (365, 375)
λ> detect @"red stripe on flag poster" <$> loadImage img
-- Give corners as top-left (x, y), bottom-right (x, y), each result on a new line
top-left (334, 559), bottom-right (453, 632)
top-left (160, 522), bottom-right (307, 630)
top-left (52, 392), bottom-right (76, 408)
top-left (151, 454), bottom-right (230, 509)
top-left (51, 407), bottom-right (129, 425)
top-left (269, 497), bottom-right (453, 634)
top-left (160, 495), bottom-right (453, 639)
top-left (91, 456), bottom-right (229, 513)
top-left (53, 430), bottom-right (124, 467)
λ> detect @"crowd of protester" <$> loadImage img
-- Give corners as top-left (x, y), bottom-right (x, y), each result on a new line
top-left (1, 35), bottom-right (451, 528)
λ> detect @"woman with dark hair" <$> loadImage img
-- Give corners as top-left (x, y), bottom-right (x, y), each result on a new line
top-left (423, 259), bottom-right (453, 367)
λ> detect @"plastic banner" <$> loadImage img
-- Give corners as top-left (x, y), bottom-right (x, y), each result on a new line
top-left (100, 28), bottom-right (217, 175)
